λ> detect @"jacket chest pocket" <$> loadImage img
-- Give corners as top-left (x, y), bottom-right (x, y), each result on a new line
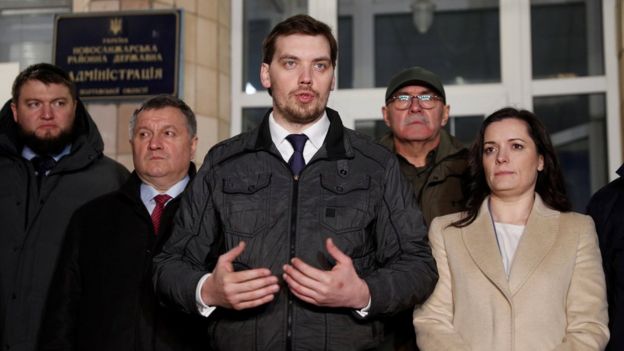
top-left (320, 173), bottom-right (371, 233)
top-left (222, 173), bottom-right (271, 236)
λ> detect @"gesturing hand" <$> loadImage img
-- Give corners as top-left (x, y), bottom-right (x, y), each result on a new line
top-left (282, 238), bottom-right (370, 309)
top-left (201, 241), bottom-right (279, 310)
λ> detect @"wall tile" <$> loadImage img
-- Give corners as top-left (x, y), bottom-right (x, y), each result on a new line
top-left (120, 0), bottom-right (150, 10)
top-left (195, 114), bottom-right (218, 166)
top-left (198, 0), bottom-right (217, 20)
top-left (116, 102), bottom-right (139, 154)
top-left (183, 12), bottom-right (197, 64)
top-left (218, 72), bottom-right (230, 121)
top-left (218, 119), bottom-right (230, 142)
top-left (196, 66), bottom-right (218, 117)
top-left (175, 0), bottom-right (196, 13)
top-left (116, 153), bottom-right (134, 172)
top-left (73, 0), bottom-right (90, 12)
top-left (197, 17), bottom-right (218, 69)
top-left (89, 0), bottom-right (120, 11)
top-left (218, 0), bottom-right (230, 28)
top-left (218, 23), bottom-right (230, 75)
top-left (152, 1), bottom-right (174, 9)
top-left (183, 63), bottom-right (197, 110)
top-left (86, 103), bottom-right (118, 155)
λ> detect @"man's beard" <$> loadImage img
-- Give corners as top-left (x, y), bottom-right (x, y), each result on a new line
top-left (18, 126), bottom-right (75, 156)
top-left (275, 90), bottom-right (327, 125)
top-left (281, 103), bottom-right (325, 125)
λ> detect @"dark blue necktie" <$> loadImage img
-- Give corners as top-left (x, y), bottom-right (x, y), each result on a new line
top-left (31, 155), bottom-right (57, 189)
top-left (286, 134), bottom-right (308, 179)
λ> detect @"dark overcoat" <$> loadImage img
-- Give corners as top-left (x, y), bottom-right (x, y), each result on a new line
top-left (39, 171), bottom-right (207, 351)
top-left (0, 99), bottom-right (129, 351)
top-left (587, 164), bottom-right (624, 351)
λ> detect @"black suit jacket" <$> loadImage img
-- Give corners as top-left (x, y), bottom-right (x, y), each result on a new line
top-left (39, 168), bottom-right (207, 351)
top-left (587, 164), bottom-right (624, 351)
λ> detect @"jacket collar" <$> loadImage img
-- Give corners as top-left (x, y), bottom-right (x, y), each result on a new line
top-left (248, 107), bottom-right (350, 160)
top-left (462, 194), bottom-right (560, 298)
top-left (379, 129), bottom-right (465, 161)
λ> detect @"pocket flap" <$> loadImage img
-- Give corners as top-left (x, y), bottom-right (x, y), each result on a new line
top-left (223, 173), bottom-right (271, 194)
top-left (320, 173), bottom-right (370, 194)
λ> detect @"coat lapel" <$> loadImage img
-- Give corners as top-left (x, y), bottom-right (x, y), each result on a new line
top-left (508, 195), bottom-right (559, 294)
top-left (462, 198), bottom-right (511, 299)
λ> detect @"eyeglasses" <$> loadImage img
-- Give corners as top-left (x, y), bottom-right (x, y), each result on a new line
top-left (387, 94), bottom-right (443, 110)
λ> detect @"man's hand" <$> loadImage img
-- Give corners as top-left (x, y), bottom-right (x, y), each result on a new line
top-left (201, 241), bottom-right (279, 310)
top-left (282, 238), bottom-right (370, 309)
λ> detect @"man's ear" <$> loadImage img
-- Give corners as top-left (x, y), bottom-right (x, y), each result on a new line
top-left (10, 102), bottom-right (17, 123)
top-left (382, 106), bottom-right (391, 128)
top-left (190, 136), bottom-right (198, 160)
top-left (440, 104), bottom-right (450, 127)
top-left (260, 63), bottom-right (271, 89)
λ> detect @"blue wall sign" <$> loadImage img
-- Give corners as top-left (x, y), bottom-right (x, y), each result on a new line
top-left (54, 10), bottom-right (180, 100)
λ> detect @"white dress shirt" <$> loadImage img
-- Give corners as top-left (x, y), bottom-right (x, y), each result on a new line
top-left (269, 111), bottom-right (330, 164)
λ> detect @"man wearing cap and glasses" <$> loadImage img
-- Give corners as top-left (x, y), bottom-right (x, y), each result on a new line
top-left (381, 66), bottom-right (469, 227)
top-left (378, 66), bottom-right (469, 350)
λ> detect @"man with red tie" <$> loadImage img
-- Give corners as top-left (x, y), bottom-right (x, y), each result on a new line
top-left (39, 95), bottom-right (207, 351)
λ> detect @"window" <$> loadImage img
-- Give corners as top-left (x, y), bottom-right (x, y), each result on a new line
top-left (531, 0), bottom-right (604, 79)
top-left (534, 93), bottom-right (607, 211)
top-left (0, 1), bottom-right (71, 69)
top-left (232, 0), bottom-right (620, 210)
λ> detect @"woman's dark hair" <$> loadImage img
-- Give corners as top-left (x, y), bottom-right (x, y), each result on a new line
top-left (452, 107), bottom-right (571, 227)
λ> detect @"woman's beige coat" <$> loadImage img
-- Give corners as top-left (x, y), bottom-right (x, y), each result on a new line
top-left (413, 195), bottom-right (609, 351)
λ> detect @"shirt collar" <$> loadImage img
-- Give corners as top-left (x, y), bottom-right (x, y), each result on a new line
top-left (268, 111), bottom-right (330, 149)
top-left (22, 144), bottom-right (72, 162)
top-left (140, 175), bottom-right (190, 206)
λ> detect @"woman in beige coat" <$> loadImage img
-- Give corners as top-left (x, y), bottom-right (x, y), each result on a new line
top-left (413, 107), bottom-right (609, 351)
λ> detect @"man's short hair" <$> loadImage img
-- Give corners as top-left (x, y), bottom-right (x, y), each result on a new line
top-left (12, 63), bottom-right (77, 103)
top-left (129, 94), bottom-right (197, 139)
top-left (262, 14), bottom-right (337, 67)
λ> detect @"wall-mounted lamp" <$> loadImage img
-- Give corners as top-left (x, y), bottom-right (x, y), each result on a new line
top-left (411, 0), bottom-right (436, 34)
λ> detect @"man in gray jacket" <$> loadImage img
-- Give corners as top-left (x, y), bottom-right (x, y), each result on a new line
top-left (154, 15), bottom-right (437, 351)
top-left (0, 63), bottom-right (128, 351)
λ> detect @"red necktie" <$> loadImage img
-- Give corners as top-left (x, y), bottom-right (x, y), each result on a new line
top-left (151, 194), bottom-right (172, 235)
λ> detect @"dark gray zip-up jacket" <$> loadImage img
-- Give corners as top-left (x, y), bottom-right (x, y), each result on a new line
top-left (0, 99), bottom-right (129, 351)
top-left (154, 108), bottom-right (438, 351)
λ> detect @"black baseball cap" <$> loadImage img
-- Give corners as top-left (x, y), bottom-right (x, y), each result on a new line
top-left (384, 66), bottom-right (446, 104)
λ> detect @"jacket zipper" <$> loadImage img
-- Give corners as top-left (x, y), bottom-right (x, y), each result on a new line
top-left (286, 174), bottom-right (299, 351)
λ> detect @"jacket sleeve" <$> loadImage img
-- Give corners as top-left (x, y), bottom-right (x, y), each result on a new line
top-left (551, 217), bottom-right (610, 351)
top-left (412, 217), bottom-right (471, 351)
top-left (363, 156), bottom-right (438, 317)
top-left (37, 211), bottom-right (84, 351)
top-left (153, 161), bottom-right (221, 315)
